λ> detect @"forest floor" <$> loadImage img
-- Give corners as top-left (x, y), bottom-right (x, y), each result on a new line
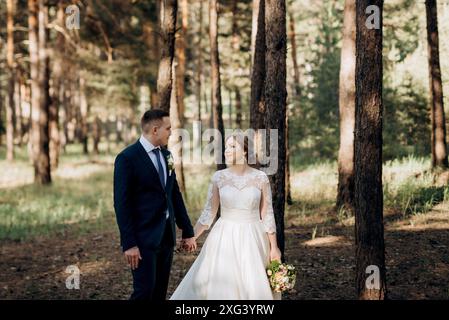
top-left (0, 145), bottom-right (448, 300)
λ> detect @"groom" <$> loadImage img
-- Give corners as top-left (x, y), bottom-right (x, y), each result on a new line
top-left (113, 109), bottom-right (197, 300)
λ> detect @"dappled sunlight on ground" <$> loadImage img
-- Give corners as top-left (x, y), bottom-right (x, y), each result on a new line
top-left (302, 235), bottom-right (349, 247)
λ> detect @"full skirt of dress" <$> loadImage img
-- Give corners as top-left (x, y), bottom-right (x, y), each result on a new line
top-left (169, 216), bottom-right (282, 300)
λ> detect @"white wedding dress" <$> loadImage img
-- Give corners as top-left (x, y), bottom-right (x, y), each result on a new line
top-left (169, 168), bottom-right (281, 300)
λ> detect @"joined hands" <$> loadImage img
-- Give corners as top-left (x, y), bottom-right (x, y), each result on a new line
top-left (179, 237), bottom-right (197, 253)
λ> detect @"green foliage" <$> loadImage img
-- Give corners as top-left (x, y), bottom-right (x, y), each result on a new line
top-left (289, 0), bottom-right (343, 161)
top-left (383, 0), bottom-right (421, 69)
top-left (289, 0), bottom-right (433, 163)
top-left (383, 75), bottom-right (430, 160)
top-left (77, 0), bottom-right (158, 118)
top-left (0, 0), bottom-right (446, 167)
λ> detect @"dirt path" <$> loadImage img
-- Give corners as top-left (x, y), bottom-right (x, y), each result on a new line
top-left (1, 203), bottom-right (448, 300)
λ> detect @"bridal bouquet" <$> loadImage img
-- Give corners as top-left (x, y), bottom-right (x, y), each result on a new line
top-left (266, 260), bottom-right (297, 293)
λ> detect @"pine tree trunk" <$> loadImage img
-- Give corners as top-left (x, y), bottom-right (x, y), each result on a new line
top-left (0, 83), bottom-right (4, 147)
top-left (39, 0), bottom-right (51, 183)
top-left (193, 0), bottom-right (203, 158)
top-left (285, 108), bottom-right (292, 205)
top-left (195, 0), bottom-right (203, 124)
top-left (264, 0), bottom-right (287, 260)
top-left (250, 0), bottom-right (266, 131)
top-left (29, 0), bottom-right (51, 185)
top-left (13, 74), bottom-right (21, 145)
top-left (228, 90), bottom-right (233, 128)
top-left (208, 94), bottom-right (214, 129)
top-left (15, 76), bottom-right (25, 147)
top-left (337, 0), bottom-right (356, 213)
top-left (205, 91), bottom-right (212, 126)
top-left (176, 0), bottom-right (188, 124)
top-left (426, 0), bottom-right (448, 169)
top-left (105, 119), bottom-right (111, 153)
top-left (209, 0), bottom-right (226, 170)
top-left (6, 0), bottom-right (16, 161)
top-left (116, 116), bottom-right (124, 144)
top-left (49, 2), bottom-right (64, 169)
top-left (354, 0), bottom-right (386, 300)
top-left (92, 116), bottom-right (101, 155)
top-left (21, 84), bottom-right (31, 145)
top-left (157, 0), bottom-right (178, 112)
top-left (170, 61), bottom-right (186, 194)
top-left (235, 89), bottom-right (242, 129)
top-left (59, 80), bottom-right (67, 152)
top-left (59, 77), bottom-right (70, 152)
top-left (231, 1), bottom-right (242, 130)
top-left (79, 75), bottom-right (89, 155)
top-left (67, 79), bottom-right (77, 144)
top-left (0, 83), bottom-right (3, 146)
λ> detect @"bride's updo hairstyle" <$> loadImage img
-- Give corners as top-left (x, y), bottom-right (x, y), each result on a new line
top-left (225, 132), bottom-right (260, 169)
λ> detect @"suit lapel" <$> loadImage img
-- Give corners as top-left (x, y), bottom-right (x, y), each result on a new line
top-left (135, 140), bottom-right (165, 192)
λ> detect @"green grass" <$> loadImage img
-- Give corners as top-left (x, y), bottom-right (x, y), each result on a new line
top-left (0, 143), bottom-right (446, 241)
top-left (290, 159), bottom-right (337, 206)
top-left (0, 169), bottom-right (114, 240)
top-left (383, 155), bottom-right (449, 216)
top-left (0, 143), bottom-right (213, 241)
top-left (0, 143), bottom-right (120, 240)
top-left (289, 154), bottom-right (448, 218)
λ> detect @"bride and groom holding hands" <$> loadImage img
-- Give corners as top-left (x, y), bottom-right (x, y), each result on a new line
top-left (113, 109), bottom-right (282, 300)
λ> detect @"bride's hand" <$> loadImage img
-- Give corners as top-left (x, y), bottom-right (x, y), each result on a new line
top-left (182, 237), bottom-right (197, 253)
top-left (270, 247), bottom-right (282, 262)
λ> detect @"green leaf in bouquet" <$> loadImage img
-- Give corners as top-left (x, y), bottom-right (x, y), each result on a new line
top-left (268, 260), bottom-right (281, 271)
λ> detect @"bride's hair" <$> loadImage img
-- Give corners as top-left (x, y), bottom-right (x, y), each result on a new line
top-left (225, 132), bottom-right (260, 169)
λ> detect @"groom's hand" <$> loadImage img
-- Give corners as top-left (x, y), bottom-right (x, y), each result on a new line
top-left (181, 237), bottom-right (197, 253)
top-left (124, 246), bottom-right (142, 270)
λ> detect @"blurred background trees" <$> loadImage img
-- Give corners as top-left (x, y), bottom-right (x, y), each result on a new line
top-left (0, 0), bottom-right (449, 300)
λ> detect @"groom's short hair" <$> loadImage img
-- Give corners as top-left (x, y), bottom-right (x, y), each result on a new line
top-left (141, 109), bottom-right (170, 133)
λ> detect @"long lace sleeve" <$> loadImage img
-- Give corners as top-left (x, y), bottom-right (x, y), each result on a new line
top-left (197, 172), bottom-right (220, 230)
top-left (260, 173), bottom-right (277, 234)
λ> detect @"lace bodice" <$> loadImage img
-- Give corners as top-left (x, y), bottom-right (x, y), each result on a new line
top-left (197, 168), bottom-right (277, 233)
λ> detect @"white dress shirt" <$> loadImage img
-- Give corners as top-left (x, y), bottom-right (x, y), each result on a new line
top-left (139, 135), bottom-right (169, 219)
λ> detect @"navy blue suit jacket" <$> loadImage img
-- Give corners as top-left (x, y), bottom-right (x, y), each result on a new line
top-left (113, 140), bottom-right (194, 252)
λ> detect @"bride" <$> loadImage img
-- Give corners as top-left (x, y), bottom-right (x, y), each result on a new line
top-left (169, 133), bottom-right (282, 300)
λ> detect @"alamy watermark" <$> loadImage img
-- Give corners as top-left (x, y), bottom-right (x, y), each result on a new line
top-left (168, 125), bottom-right (280, 175)
top-left (65, 265), bottom-right (80, 290)
top-left (365, 5), bottom-right (381, 30)
top-left (365, 265), bottom-right (381, 290)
